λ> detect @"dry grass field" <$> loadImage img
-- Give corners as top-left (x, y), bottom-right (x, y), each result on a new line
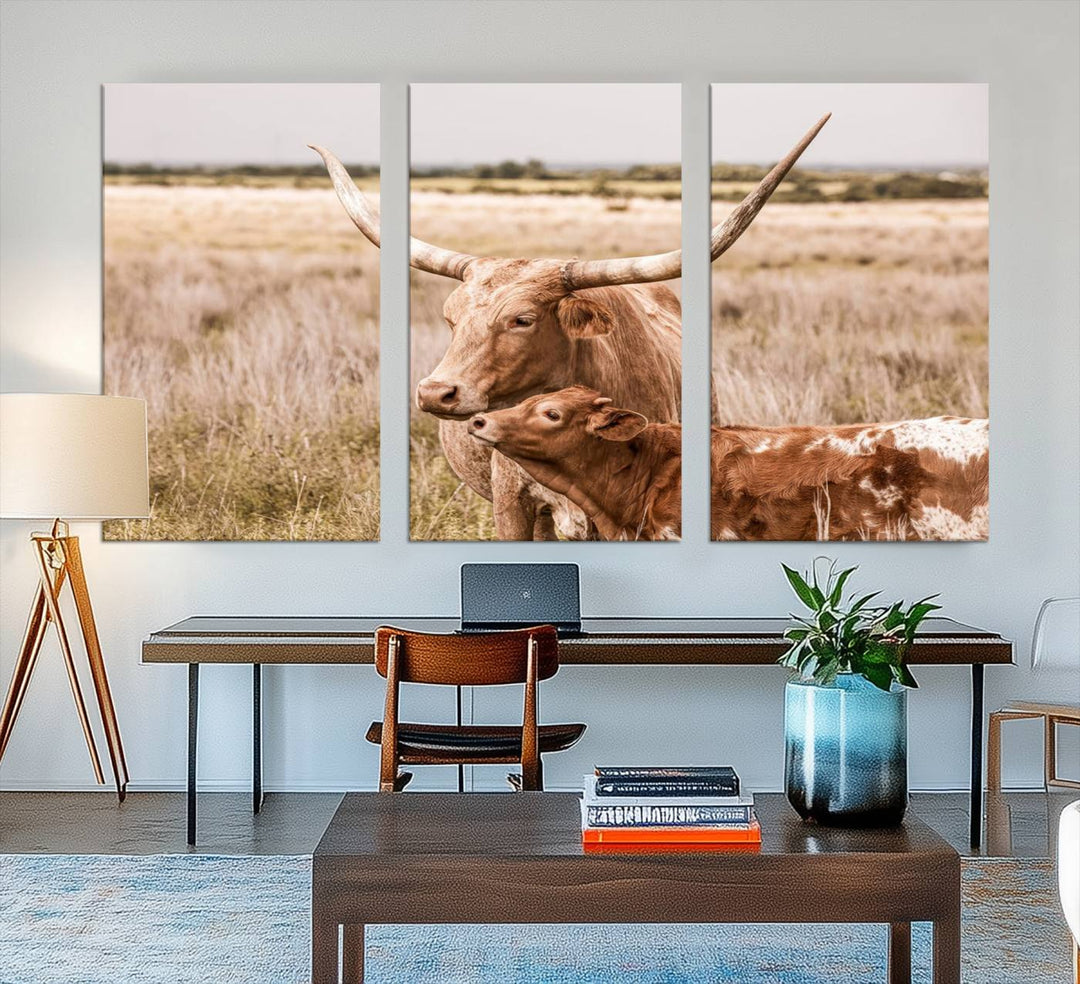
top-left (711, 199), bottom-right (988, 426)
top-left (410, 190), bottom-right (987, 541)
top-left (103, 182), bottom-right (380, 540)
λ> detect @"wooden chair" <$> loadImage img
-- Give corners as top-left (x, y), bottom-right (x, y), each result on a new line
top-left (987, 598), bottom-right (1080, 793)
top-left (367, 625), bottom-right (586, 792)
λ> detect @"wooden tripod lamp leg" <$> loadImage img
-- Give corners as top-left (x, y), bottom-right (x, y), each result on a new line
top-left (63, 536), bottom-right (129, 800)
top-left (0, 583), bottom-right (50, 759)
top-left (30, 537), bottom-right (106, 785)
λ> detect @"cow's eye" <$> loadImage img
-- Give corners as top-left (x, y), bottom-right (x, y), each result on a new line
top-left (513, 316), bottom-right (534, 328)
top-left (544, 410), bottom-right (561, 421)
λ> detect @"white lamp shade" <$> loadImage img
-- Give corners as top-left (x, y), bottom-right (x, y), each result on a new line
top-left (0, 393), bottom-right (149, 520)
top-left (1031, 597), bottom-right (1080, 672)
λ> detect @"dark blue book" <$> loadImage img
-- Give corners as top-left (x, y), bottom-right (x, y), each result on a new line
top-left (593, 766), bottom-right (739, 798)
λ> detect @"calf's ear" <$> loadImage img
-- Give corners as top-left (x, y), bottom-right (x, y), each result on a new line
top-left (587, 407), bottom-right (648, 442)
top-left (556, 294), bottom-right (616, 338)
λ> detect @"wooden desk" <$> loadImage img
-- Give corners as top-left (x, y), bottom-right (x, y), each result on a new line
top-left (311, 791), bottom-right (961, 984)
top-left (141, 616), bottom-right (1012, 846)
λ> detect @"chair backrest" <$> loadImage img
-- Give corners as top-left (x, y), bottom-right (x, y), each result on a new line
top-left (374, 625), bottom-right (559, 686)
top-left (1031, 597), bottom-right (1080, 671)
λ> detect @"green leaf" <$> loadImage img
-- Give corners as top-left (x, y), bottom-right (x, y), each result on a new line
top-left (850, 591), bottom-right (880, 613)
top-left (782, 564), bottom-right (819, 610)
top-left (895, 663), bottom-right (919, 689)
top-left (861, 642), bottom-right (895, 664)
top-left (829, 566), bottom-right (856, 607)
top-left (863, 663), bottom-right (894, 692)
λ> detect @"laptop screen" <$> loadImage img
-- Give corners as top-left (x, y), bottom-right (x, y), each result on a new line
top-left (460, 563), bottom-right (581, 632)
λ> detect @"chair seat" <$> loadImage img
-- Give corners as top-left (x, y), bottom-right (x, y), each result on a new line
top-left (365, 721), bottom-right (586, 760)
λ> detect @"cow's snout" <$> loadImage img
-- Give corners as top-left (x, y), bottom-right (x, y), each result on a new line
top-left (468, 413), bottom-right (500, 445)
top-left (416, 378), bottom-right (460, 413)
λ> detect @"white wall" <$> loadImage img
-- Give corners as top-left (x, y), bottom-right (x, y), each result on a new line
top-left (1, 0), bottom-right (1077, 795)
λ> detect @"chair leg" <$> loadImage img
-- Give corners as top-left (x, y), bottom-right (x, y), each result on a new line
top-left (1045, 716), bottom-right (1056, 792)
top-left (986, 712), bottom-right (1003, 791)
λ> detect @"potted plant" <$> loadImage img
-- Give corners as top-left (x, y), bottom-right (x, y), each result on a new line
top-left (779, 559), bottom-right (940, 826)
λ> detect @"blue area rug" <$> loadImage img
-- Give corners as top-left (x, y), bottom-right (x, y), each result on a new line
top-left (0, 854), bottom-right (1070, 983)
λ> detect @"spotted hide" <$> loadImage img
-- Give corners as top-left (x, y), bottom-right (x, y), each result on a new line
top-left (468, 387), bottom-right (988, 541)
top-left (712, 417), bottom-right (989, 540)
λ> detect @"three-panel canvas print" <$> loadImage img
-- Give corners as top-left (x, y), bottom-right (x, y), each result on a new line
top-left (102, 82), bottom-right (988, 543)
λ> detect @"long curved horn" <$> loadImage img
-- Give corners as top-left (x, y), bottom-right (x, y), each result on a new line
top-left (711, 112), bottom-right (830, 261)
top-left (309, 145), bottom-right (477, 280)
top-left (561, 113), bottom-right (831, 291)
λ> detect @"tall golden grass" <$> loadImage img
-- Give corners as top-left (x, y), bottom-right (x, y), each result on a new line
top-left (410, 192), bottom-right (987, 541)
top-left (103, 185), bottom-right (380, 541)
top-left (711, 200), bottom-right (988, 426)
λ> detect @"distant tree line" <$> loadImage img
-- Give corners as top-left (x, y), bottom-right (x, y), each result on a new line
top-left (712, 163), bottom-right (988, 202)
top-left (410, 160), bottom-right (681, 181)
top-left (102, 162), bottom-right (379, 177)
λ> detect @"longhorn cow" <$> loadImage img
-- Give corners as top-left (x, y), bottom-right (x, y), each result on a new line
top-left (310, 114), bottom-right (829, 539)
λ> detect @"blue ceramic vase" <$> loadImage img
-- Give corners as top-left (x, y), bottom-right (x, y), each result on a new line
top-left (784, 673), bottom-right (908, 826)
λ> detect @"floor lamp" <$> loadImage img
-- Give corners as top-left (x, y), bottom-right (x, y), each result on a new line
top-left (0, 393), bottom-right (149, 801)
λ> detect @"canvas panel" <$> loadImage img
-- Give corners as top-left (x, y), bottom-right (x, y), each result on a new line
top-left (102, 83), bottom-right (380, 541)
top-left (409, 83), bottom-right (683, 542)
top-left (709, 83), bottom-right (989, 542)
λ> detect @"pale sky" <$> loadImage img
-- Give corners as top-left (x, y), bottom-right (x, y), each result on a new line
top-left (103, 84), bottom-right (379, 165)
top-left (712, 83), bottom-right (988, 167)
top-left (410, 83), bottom-right (681, 167)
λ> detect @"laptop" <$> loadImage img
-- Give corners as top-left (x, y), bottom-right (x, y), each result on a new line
top-left (460, 563), bottom-right (582, 636)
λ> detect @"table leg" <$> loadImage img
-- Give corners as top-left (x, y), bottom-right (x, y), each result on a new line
top-left (187, 663), bottom-right (199, 847)
top-left (888, 922), bottom-right (911, 984)
top-left (456, 684), bottom-right (464, 793)
top-left (253, 664), bottom-right (263, 814)
top-left (343, 924), bottom-right (364, 983)
top-left (311, 910), bottom-right (339, 984)
top-left (933, 910), bottom-right (962, 984)
top-left (969, 663), bottom-right (984, 848)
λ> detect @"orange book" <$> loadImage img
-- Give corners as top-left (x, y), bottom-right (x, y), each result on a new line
top-left (582, 818), bottom-right (761, 846)
top-left (583, 840), bottom-right (761, 855)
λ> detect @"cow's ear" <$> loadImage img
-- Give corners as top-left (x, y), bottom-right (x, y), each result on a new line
top-left (587, 407), bottom-right (648, 442)
top-left (556, 294), bottom-right (616, 338)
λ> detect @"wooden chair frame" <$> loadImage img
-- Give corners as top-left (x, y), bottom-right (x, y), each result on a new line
top-left (375, 626), bottom-right (560, 793)
top-left (987, 702), bottom-right (1080, 792)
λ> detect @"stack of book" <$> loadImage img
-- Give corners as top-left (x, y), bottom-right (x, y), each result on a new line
top-left (581, 766), bottom-right (760, 848)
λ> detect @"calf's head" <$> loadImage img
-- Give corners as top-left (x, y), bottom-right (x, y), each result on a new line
top-left (309, 113), bottom-right (829, 418)
top-left (468, 386), bottom-right (648, 465)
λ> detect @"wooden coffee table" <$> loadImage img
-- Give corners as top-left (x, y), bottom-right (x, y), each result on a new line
top-left (311, 792), bottom-right (960, 983)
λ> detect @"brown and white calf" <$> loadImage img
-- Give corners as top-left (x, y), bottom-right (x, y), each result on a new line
top-left (469, 387), bottom-right (989, 541)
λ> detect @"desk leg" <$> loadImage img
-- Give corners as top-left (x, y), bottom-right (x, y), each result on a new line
top-left (187, 663), bottom-right (199, 847)
top-left (969, 663), bottom-right (984, 848)
top-left (456, 684), bottom-right (464, 793)
top-left (253, 664), bottom-right (263, 814)
top-left (888, 922), bottom-right (911, 984)
top-left (343, 924), bottom-right (364, 983)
